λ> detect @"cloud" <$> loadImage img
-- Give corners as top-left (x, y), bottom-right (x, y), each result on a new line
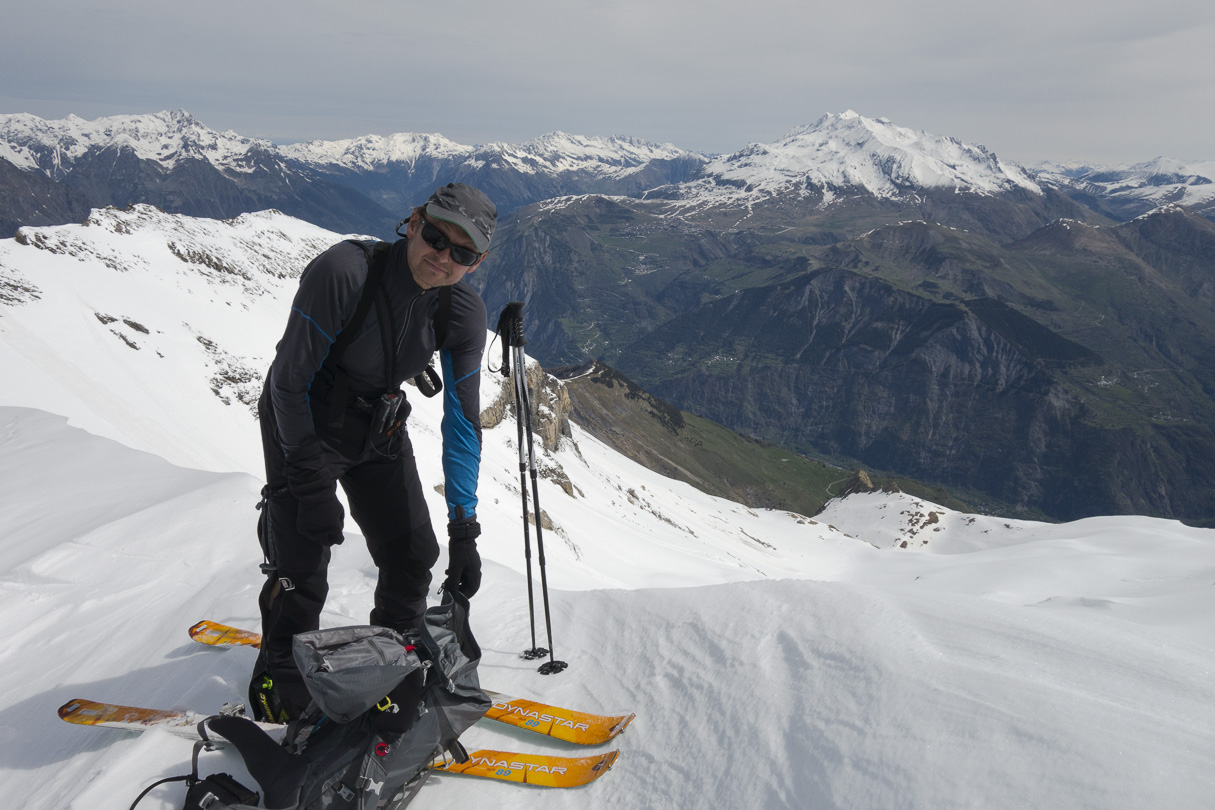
top-left (1, 0), bottom-right (1212, 163)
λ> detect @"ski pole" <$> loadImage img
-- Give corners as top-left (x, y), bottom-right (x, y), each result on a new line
top-left (496, 302), bottom-right (567, 674)
top-left (514, 348), bottom-right (568, 675)
top-left (496, 303), bottom-right (544, 660)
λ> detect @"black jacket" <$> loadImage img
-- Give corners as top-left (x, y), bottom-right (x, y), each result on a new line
top-left (267, 239), bottom-right (486, 521)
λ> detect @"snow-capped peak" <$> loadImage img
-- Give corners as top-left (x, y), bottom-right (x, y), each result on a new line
top-left (0, 109), bottom-right (271, 175)
top-left (282, 128), bottom-right (702, 179)
top-left (672, 110), bottom-right (1041, 206)
top-left (279, 131), bottom-right (475, 170)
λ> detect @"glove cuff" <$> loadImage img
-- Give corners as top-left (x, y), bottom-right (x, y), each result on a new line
top-left (447, 517), bottom-right (481, 542)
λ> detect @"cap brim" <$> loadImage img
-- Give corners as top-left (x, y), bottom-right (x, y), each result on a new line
top-left (425, 203), bottom-right (490, 253)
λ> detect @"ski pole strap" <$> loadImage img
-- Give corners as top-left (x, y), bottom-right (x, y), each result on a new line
top-left (494, 301), bottom-right (526, 376)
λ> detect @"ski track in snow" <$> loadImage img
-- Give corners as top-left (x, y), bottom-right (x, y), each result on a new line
top-left (0, 208), bottom-right (1213, 810)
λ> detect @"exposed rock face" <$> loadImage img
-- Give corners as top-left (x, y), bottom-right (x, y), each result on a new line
top-left (479, 358), bottom-right (572, 454)
top-left (613, 266), bottom-right (1215, 521)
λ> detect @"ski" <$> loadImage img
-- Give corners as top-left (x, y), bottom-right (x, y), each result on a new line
top-left (432, 748), bottom-right (619, 788)
top-left (189, 620), bottom-right (635, 745)
top-left (57, 698), bottom-right (283, 743)
top-left (58, 698), bottom-right (617, 788)
top-left (188, 619), bottom-right (261, 648)
top-left (482, 690), bottom-right (634, 746)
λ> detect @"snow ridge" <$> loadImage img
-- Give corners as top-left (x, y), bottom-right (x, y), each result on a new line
top-left (0, 110), bottom-right (702, 183)
top-left (283, 129), bottom-right (699, 179)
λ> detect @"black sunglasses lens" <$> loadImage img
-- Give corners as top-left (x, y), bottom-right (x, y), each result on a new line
top-left (421, 221), bottom-right (479, 266)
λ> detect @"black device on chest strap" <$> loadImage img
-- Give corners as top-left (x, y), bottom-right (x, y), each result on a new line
top-left (322, 240), bottom-right (450, 429)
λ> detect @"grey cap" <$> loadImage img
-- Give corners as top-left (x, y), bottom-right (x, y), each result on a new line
top-left (424, 183), bottom-right (497, 253)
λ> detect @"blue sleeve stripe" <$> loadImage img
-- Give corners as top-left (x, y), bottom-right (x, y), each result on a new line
top-left (441, 350), bottom-right (480, 521)
top-left (292, 307), bottom-right (335, 344)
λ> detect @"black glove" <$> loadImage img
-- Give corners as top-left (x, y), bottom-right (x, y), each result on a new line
top-left (371, 669), bottom-right (426, 734)
top-left (442, 518), bottom-right (482, 598)
top-left (291, 477), bottom-right (345, 546)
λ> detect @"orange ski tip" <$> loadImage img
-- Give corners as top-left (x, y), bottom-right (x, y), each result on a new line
top-left (57, 698), bottom-right (87, 720)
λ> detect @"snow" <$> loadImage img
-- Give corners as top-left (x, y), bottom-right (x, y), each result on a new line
top-left (280, 132), bottom-right (476, 171)
top-left (666, 111), bottom-right (1043, 209)
top-left (0, 110), bottom-right (704, 184)
top-left (282, 129), bottom-right (699, 179)
top-left (0, 110), bottom-right (269, 174)
top-left (1, 208), bottom-right (1213, 809)
top-left (1035, 158), bottom-right (1215, 211)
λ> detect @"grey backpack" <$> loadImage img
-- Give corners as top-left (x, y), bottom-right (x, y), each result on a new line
top-left (205, 590), bottom-right (490, 809)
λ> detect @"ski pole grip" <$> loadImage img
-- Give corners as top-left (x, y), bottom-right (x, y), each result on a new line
top-left (496, 301), bottom-right (527, 348)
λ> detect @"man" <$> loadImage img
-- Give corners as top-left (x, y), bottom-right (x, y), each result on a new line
top-left (250, 183), bottom-right (495, 722)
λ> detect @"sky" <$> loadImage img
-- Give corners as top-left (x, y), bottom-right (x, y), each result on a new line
top-left (1, 0), bottom-right (1213, 166)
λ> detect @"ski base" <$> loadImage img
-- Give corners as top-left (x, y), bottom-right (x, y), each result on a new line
top-left (189, 620), bottom-right (636, 745)
top-left (58, 698), bottom-right (617, 788)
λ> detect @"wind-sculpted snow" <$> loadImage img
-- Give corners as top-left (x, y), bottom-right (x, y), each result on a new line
top-left (0, 406), bottom-right (1212, 810)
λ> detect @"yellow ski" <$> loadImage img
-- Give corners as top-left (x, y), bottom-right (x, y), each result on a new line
top-left (484, 690), bottom-right (634, 745)
top-left (434, 748), bottom-right (619, 788)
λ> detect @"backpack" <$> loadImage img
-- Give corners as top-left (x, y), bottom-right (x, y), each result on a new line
top-left (204, 590), bottom-right (490, 810)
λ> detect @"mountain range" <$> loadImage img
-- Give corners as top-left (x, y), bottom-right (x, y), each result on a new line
top-left (3, 109), bottom-right (1212, 237)
top-left (2, 108), bottom-right (1212, 524)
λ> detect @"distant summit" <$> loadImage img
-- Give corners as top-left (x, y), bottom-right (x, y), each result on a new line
top-left (656, 110), bottom-right (1041, 207)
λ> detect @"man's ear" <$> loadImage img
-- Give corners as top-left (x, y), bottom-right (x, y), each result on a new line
top-left (404, 210), bottom-right (421, 238)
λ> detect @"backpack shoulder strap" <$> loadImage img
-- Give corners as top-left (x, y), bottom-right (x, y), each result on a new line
top-left (414, 285), bottom-right (451, 398)
top-left (323, 240), bottom-right (391, 428)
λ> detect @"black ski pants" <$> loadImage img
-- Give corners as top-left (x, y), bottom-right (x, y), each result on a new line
top-left (252, 384), bottom-right (439, 715)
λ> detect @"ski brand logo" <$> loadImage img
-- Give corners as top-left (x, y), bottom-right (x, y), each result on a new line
top-left (375, 742), bottom-right (390, 757)
top-left (471, 755), bottom-right (568, 775)
top-left (492, 700), bottom-right (589, 732)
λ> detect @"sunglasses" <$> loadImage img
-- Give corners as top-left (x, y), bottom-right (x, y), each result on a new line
top-left (418, 217), bottom-right (482, 267)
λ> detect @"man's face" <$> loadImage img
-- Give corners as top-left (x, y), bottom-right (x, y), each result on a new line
top-left (404, 211), bottom-right (485, 290)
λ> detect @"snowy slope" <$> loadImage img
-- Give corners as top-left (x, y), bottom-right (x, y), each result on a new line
top-left (664, 110), bottom-right (1042, 208)
top-left (1036, 157), bottom-right (1215, 214)
top-left (0, 208), bottom-right (1213, 810)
